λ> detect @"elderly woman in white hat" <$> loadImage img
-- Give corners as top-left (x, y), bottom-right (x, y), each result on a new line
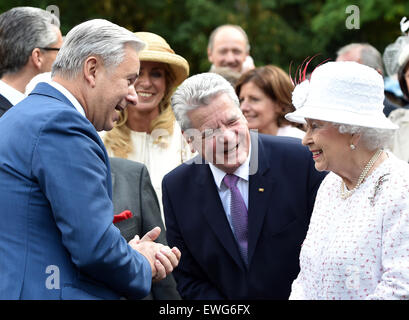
top-left (286, 61), bottom-right (409, 300)
top-left (103, 32), bottom-right (195, 221)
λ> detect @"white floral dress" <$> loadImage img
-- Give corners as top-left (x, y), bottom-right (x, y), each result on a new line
top-left (290, 152), bottom-right (409, 300)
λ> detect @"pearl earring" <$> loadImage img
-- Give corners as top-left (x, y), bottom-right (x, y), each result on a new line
top-left (350, 144), bottom-right (356, 150)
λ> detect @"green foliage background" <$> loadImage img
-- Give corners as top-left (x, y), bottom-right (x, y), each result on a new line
top-left (2, 0), bottom-right (408, 76)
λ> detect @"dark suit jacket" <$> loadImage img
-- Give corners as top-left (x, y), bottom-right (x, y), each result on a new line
top-left (0, 83), bottom-right (151, 299)
top-left (0, 93), bottom-right (13, 118)
top-left (162, 132), bottom-right (326, 300)
top-left (110, 157), bottom-right (180, 300)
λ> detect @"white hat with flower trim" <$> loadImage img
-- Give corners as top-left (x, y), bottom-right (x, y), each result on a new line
top-left (285, 61), bottom-right (398, 130)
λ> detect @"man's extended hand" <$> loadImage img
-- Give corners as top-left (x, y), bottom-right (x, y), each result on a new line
top-left (128, 227), bottom-right (181, 282)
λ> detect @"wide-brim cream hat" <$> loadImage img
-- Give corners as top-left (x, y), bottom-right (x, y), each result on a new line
top-left (134, 32), bottom-right (189, 87)
top-left (285, 61), bottom-right (398, 130)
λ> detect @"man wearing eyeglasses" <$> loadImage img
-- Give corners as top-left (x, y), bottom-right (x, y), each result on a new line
top-left (0, 6), bottom-right (63, 117)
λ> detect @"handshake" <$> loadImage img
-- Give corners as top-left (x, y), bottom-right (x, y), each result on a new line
top-left (128, 227), bottom-right (181, 282)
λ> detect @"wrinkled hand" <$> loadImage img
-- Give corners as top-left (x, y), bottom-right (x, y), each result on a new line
top-left (129, 227), bottom-right (181, 282)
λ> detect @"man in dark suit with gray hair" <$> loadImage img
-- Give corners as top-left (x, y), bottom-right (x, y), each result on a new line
top-left (163, 72), bottom-right (326, 299)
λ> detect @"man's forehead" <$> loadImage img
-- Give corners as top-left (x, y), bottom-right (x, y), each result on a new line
top-left (117, 48), bottom-right (140, 71)
top-left (214, 28), bottom-right (246, 46)
top-left (193, 106), bottom-right (241, 130)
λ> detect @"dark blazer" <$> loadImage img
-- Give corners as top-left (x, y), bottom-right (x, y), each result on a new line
top-left (0, 93), bottom-right (13, 118)
top-left (162, 132), bottom-right (326, 300)
top-left (0, 83), bottom-right (151, 299)
top-left (110, 157), bottom-right (180, 300)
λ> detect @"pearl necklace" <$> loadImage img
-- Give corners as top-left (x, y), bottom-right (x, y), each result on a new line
top-left (340, 149), bottom-right (383, 200)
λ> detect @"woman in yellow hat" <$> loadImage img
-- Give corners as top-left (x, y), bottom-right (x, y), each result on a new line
top-left (103, 32), bottom-right (195, 221)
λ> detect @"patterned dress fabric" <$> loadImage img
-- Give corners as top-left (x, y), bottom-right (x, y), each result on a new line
top-left (290, 152), bottom-right (409, 300)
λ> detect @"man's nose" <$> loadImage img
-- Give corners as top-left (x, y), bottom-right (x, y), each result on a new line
top-left (225, 51), bottom-right (236, 63)
top-left (217, 127), bottom-right (236, 144)
top-left (126, 85), bottom-right (138, 105)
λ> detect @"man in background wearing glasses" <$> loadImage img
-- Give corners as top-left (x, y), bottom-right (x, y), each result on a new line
top-left (0, 6), bottom-right (63, 117)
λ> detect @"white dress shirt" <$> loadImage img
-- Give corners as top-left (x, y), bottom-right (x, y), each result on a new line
top-left (48, 80), bottom-right (86, 118)
top-left (0, 79), bottom-right (25, 105)
top-left (209, 143), bottom-right (251, 232)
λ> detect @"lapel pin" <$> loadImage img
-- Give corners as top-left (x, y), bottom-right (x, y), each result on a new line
top-left (258, 188), bottom-right (264, 192)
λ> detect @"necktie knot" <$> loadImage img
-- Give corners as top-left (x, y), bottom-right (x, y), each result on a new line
top-left (223, 174), bottom-right (239, 189)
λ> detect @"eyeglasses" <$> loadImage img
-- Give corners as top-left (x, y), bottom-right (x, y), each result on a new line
top-left (39, 47), bottom-right (60, 51)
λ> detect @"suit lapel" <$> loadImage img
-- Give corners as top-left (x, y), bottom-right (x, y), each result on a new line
top-left (247, 133), bottom-right (276, 265)
top-left (195, 163), bottom-right (246, 270)
top-left (0, 94), bottom-right (13, 113)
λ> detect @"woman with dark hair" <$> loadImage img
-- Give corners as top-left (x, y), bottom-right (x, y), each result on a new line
top-left (235, 65), bottom-right (305, 139)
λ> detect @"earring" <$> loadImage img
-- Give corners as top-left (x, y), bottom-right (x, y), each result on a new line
top-left (350, 144), bottom-right (356, 150)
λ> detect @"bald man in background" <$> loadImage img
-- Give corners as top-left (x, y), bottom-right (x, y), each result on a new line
top-left (336, 42), bottom-right (402, 116)
top-left (207, 24), bottom-right (254, 75)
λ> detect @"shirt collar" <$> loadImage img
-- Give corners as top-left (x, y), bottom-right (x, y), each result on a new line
top-left (48, 80), bottom-right (86, 118)
top-left (209, 141), bottom-right (251, 190)
top-left (0, 80), bottom-right (25, 105)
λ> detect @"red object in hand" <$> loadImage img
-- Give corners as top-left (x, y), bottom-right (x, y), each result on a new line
top-left (113, 210), bottom-right (133, 223)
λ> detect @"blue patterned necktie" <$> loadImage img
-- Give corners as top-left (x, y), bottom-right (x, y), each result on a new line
top-left (223, 174), bottom-right (248, 266)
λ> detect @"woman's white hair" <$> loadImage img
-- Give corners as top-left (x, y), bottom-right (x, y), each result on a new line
top-left (171, 72), bottom-right (240, 131)
top-left (333, 123), bottom-right (395, 150)
top-left (52, 19), bottom-right (145, 79)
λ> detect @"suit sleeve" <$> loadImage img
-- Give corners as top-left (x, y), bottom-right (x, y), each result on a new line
top-left (138, 165), bottom-right (181, 300)
top-left (162, 176), bottom-right (225, 300)
top-left (31, 111), bottom-right (151, 299)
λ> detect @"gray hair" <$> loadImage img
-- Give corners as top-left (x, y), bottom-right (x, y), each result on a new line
top-left (337, 43), bottom-right (384, 76)
top-left (208, 24), bottom-right (250, 53)
top-left (171, 72), bottom-right (240, 131)
top-left (0, 7), bottom-right (60, 77)
top-left (52, 19), bottom-right (145, 79)
top-left (333, 123), bottom-right (394, 151)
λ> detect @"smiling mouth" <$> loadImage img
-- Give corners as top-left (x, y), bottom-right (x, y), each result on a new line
top-left (115, 104), bottom-right (125, 112)
top-left (225, 143), bottom-right (239, 154)
top-left (311, 150), bottom-right (322, 158)
top-left (138, 92), bottom-right (153, 98)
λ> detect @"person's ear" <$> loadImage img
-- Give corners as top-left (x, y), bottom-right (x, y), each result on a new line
top-left (350, 133), bottom-right (362, 149)
top-left (207, 47), bottom-right (214, 64)
top-left (30, 48), bottom-right (43, 70)
top-left (83, 56), bottom-right (99, 88)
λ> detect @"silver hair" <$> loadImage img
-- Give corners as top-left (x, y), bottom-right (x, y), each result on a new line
top-left (0, 7), bottom-right (60, 76)
top-left (337, 43), bottom-right (384, 75)
top-left (171, 72), bottom-right (240, 131)
top-left (52, 19), bottom-right (145, 79)
top-left (207, 24), bottom-right (250, 53)
top-left (333, 123), bottom-right (395, 151)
